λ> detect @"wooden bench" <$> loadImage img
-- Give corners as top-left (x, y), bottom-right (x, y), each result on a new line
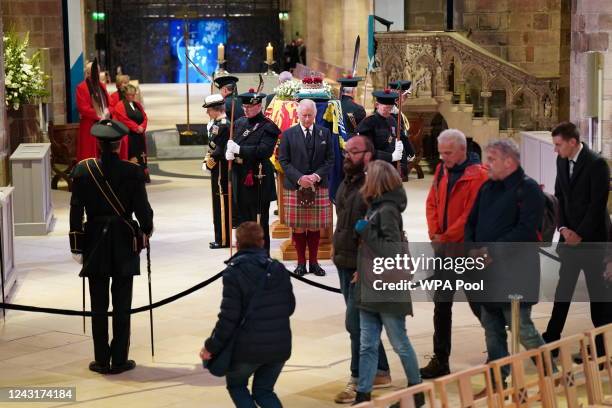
top-left (48, 121), bottom-right (79, 191)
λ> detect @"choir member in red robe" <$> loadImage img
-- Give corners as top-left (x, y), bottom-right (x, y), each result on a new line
top-left (76, 60), bottom-right (111, 161)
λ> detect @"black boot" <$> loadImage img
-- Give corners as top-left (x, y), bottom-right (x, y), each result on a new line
top-left (352, 391), bottom-right (371, 405)
top-left (419, 355), bottom-right (450, 379)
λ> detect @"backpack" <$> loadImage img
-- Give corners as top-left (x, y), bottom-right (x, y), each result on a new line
top-left (517, 176), bottom-right (559, 246)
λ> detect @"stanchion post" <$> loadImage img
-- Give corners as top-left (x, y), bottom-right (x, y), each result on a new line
top-left (509, 294), bottom-right (523, 354)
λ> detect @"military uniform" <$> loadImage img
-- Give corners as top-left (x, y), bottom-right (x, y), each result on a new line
top-left (341, 95), bottom-right (366, 136)
top-left (225, 96), bottom-right (245, 120)
top-left (213, 75), bottom-right (245, 120)
top-left (389, 80), bottom-right (416, 179)
top-left (205, 115), bottom-right (230, 248)
top-left (337, 76), bottom-right (366, 137)
top-left (230, 109), bottom-right (280, 251)
top-left (69, 120), bottom-right (154, 374)
top-left (355, 112), bottom-right (398, 162)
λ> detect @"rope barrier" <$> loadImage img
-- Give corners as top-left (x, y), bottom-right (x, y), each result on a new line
top-left (0, 249), bottom-right (565, 317)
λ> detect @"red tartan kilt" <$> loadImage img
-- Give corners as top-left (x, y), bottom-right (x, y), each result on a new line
top-left (284, 187), bottom-right (332, 230)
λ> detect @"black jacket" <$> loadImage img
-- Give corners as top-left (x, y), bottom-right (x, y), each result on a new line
top-left (69, 153), bottom-right (154, 277)
top-left (465, 167), bottom-right (544, 304)
top-left (333, 172), bottom-right (367, 269)
top-left (355, 112), bottom-right (397, 163)
top-left (341, 95), bottom-right (366, 136)
top-left (231, 113), bottom-right (281, 204)
top-left (208, 116), bottom-right (230, 189)
top-left (555, 143), bottom-right (611, 242)
top-left (205, 248), bottom-right (296, 364)
top-left (278, 124), bottom-right (335, 190)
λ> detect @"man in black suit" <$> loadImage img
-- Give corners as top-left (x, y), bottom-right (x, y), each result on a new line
top-left (69, 120), bottom-right (154, 375)
top-left (278, 99), bottom-right (335, 276)
top-left (543, 122), bottom-right (612, 353)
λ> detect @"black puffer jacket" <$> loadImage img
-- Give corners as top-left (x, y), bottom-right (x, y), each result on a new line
top-left (205, 248), bottom-right (295, 364)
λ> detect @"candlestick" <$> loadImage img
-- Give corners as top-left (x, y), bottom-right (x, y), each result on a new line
top-left (266, 42), bottom-right (273, 64)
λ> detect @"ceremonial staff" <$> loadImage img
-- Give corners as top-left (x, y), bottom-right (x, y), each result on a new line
top-left (253, 75), bottom-right (265, 226)
top-left (395, 83), bottom-right (403, 173)
top-left (228, 98), bottom-right (236, 256)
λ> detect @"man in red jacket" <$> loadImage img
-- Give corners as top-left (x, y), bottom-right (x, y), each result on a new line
top-left (421, 128), bottom-right (488, 378)
top-left (76, 60), bottom-right (110, 161)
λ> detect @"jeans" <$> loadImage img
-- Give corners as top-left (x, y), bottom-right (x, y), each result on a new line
top-left (226, 362), bottom-right (284, 408)
top-left (337, 267), bottom-right (390, 380)
top-left (357, 310), bottom-right (421, 393)
top-left (480, 304), bottom-right (545, 380)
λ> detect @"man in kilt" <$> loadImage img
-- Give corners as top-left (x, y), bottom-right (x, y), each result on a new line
top-left (279, 99), bottom-right (335, 276)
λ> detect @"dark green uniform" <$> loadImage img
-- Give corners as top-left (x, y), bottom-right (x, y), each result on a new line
top-left (225, 96), bottom-right (244, 120)
top-left (231, 112), bottom-right (280, 250)
top-left (207, 117), bottom-right (230, 247)
top-left (341, 94), bottom-right (366, 136)
top-left (69, 154), bottom-right (153, 367)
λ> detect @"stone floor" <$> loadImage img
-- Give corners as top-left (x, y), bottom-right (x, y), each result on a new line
top-left (0, 158), bottom-right (597, 407)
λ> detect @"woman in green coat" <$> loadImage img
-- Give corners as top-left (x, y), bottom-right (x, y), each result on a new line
top-left (352, 160), bottom-right (423, 407)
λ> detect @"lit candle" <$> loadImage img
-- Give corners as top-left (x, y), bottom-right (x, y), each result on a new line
top-left (266, 42), bottom-right (273, 64)
top-left (217, 43), bottom-right (225, 62)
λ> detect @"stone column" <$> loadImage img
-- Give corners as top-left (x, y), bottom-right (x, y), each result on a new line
top-left (481, 90), bottom-right (492, 117)
top-left (0, 2), bottom-right (9, 185)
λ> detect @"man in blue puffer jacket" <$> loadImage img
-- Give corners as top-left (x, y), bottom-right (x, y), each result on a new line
top-left (201, 222), bottom-right (295, 408)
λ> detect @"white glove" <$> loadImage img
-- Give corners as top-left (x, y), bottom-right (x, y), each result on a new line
top-left (226, 140), bottom-right (240, 154)
top-left (72, 253), bottom-right (83, 264)
top-left (225, 151), bottom-right (235, 161)
top-left (202, 162), bottom-right (207, 172)
top-left (391, 140), bottom-right (404, 162)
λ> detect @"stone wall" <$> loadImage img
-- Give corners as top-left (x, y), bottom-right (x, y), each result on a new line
top-left (2, 0), bottom-right (67, 125)
top-left (290, 0), bottom-right (371, 77)
top-left (571, 0), bottom-right (612, 159)
top-left (404, 0), bottom-right (447, 31)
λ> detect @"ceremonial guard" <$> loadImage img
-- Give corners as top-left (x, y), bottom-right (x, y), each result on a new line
top-left (225, 89), bottom-right (281, 251)
top-left (355, 89), bottom-right (404, 165)
top-left (389, 80), bottom-right (416, 180)
top-left (214, 75), bottom-right (245, 120)
top-left (338, 76), bottom-right (366, 137)
top-left (202, 94), bottom-right (231, 249)
top-left (69, 120), bottom-right (154, 375)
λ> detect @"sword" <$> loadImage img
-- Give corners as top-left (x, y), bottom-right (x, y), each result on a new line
top-left (351, 35), bottom-right (360, 77)
top-left (146, 242), bottom-right (155, 358)
top-left (255, 162), bottom-right (265, 225)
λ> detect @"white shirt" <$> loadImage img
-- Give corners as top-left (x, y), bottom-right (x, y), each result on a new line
top-left (297, 124), bottom-right (320, 182)
top-left (569, 142), bottom-right (583, 178)
top-left (300, 124), bottom-right (313, 137)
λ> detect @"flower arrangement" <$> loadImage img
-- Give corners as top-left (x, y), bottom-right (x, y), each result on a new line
top-left (3, 31), bottom-right (48, 111)
top-left (273, 79), bottom-right (302, 100)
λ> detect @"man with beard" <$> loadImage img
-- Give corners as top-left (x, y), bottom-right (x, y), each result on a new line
top-left (331, 136), bottom-right (392, 403)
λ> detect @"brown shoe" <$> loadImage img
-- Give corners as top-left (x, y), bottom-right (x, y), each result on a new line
top-left (334, 381), bottom-right (356, 404)
top-left (372, 373), bottom-right (392, 389)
